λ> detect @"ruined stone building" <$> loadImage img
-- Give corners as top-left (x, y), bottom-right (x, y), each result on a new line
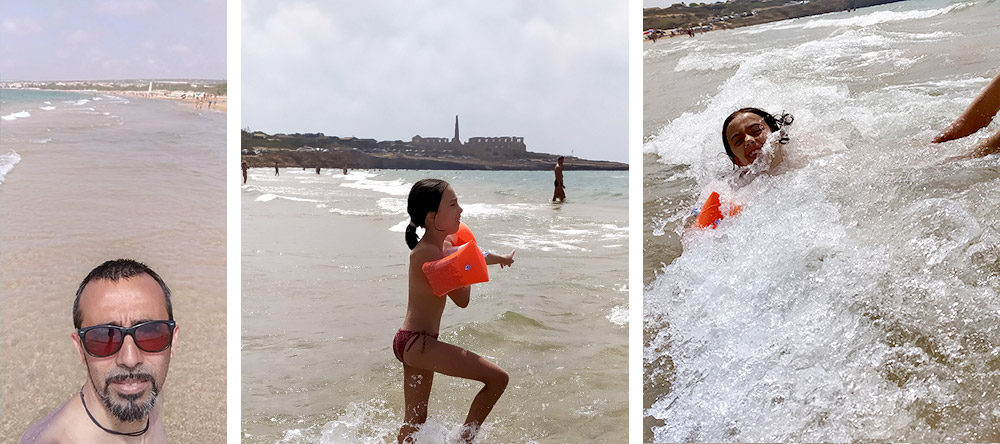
top-left (410, 116), bottom-right (526, 158)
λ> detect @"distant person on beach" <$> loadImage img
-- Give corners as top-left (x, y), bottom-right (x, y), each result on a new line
top-left (274, 162), bottom-right (279, 176)
top-left (20, 259), bottom-right (177, 443)
top-left (242, 160), bottom-right (249, 184)
top-left (316, 166), bottom-right (321, 174)
top-left (553, 156), bottom-right (566, 202)
top-left (932, 71), bottom-right (1000, 157)
top-left (397, 179), bottom-right (513, 443)
top-left (343, 167), bottom-right (348, 175)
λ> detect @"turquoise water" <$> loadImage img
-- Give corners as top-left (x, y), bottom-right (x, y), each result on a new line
top-left (0, 89), bottom-right (93, 182)
top-left (242, 169), bottom-right (628, 443)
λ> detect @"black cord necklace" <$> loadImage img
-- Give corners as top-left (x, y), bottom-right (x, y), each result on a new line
top-left (79, 389), bottom-right (149, 437)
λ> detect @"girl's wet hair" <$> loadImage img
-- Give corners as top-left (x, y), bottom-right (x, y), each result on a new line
top-left (721, 107), bottom-right (794, 165)
top-left (405, 178), bottom-right (450, 250)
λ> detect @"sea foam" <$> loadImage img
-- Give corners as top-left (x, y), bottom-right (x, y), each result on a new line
top-left (0, 150), bottom-right (22, 184)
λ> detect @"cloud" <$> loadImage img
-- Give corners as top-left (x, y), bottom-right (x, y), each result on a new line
top-left (243, 0), bottom-right (628, 162)
top-left (1, 0), bottom-right (225, 80)
top-left (1, 17), bottom-right (43, 35)
top-left (93, 0), bottom-right (159, 17)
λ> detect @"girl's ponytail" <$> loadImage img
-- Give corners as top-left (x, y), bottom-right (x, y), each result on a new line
top-left (405, 222), bottom-right (420, 250)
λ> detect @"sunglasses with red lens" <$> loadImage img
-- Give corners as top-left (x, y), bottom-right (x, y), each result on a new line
top-left (77, 320), bottom-right (176, 357)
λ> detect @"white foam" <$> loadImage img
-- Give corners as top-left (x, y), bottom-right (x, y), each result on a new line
top-left (340, 175), bottom-right (410, 196)
top-left (802, 3), bottom-right (963, 29)
top-left (0, 150), bottom-right (22, 184)
top-left (328, 207), bottom-right (373, 216)
top-left (1, 111), bottom-right (31, 121)
top-left (40, 106), bottom-right (56, 111)
top-left (375, 197), bottom-right (406, 215)
top-left (607, 304), bottom-right (628, 326)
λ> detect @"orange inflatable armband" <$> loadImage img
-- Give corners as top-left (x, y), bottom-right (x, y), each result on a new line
top-left (693, 192), bottom-right (742, 229)
top-left (452, 221), bottom-right (476, 246)
top-left (422, 239), bottom-right (489, 297)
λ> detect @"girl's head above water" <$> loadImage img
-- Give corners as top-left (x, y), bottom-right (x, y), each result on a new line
top-left (722, 107), bottom-right (794, 167)
top-left (405, 179), bottom-right (461, 250)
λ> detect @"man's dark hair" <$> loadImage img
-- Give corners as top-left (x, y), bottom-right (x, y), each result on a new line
top-left (72, 259), bottom-right (173, 329)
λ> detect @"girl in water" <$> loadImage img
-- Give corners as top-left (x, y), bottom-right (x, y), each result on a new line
top-left (722, 107), bottom-right (794, 176)
top-left (397, 178), bottom-right (512, 443)
top-left (691, 108), bottom-right (794, 228)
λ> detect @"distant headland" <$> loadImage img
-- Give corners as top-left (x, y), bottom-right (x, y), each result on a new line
top-left (241, 116), bottom-right (628, 171)
top-left (644, 0), bottom-right (907, 37)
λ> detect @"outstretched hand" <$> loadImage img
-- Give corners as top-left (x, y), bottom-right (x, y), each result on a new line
top-left (498, 250), bottom-right (516, 269)
top-left (932, 72), bottom-right (1000, 144)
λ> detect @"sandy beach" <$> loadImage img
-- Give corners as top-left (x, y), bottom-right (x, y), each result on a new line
top-left (0, 90), bottom-right (226, 442)
top-left (114, 90), bottom-right (228, 112)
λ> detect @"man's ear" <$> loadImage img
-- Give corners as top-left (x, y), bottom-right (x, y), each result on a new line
top-left (71, 332), bottom-right (87, 365)
top-left (170, 325), bottom-right (179, 359)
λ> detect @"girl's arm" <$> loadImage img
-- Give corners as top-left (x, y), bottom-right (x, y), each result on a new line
top-left (933, 72), bottom-right (1000, 143)
top-left (485, 250), bottom-right (516, 268)
top-left (447, 286), bottom-right (471, 308)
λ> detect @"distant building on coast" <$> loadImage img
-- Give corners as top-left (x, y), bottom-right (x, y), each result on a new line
top-left (411, 116), bottom-right (526, 158)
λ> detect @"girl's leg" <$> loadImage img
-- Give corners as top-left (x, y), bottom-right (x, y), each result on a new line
top-left (398, 363), bottom-right (434, 444)
top-left (403, 339), bottom-right (508, 442)
top-left (972, 127), bottom-right (1000, 157)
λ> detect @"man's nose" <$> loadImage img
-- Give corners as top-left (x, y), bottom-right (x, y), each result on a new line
top-left (115, 335), bottom-right (145, 368)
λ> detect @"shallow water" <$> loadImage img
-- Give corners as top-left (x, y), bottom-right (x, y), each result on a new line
top-left (643, 0), bottom-right (1000, 441)
top-left (0, 89), bottom-right (227, 442)
top-left (242, 169), bottom-right (628, 443)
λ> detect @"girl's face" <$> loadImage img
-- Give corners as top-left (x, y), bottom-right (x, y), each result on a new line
top-left (726, 112), bottom-right (773, 167)
top-left (430, 186), bottom-right (462, 234)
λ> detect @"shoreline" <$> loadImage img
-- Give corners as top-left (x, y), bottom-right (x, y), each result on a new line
top-left (1, 87), bottom-right (227, 113)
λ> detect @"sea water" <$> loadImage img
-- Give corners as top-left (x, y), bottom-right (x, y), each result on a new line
top-left (643, 0), bottom-right (1000, 441)
top-left (242, 169), bottom-right (628, 443)
top-left (0, 89), bottom-right (227, 442)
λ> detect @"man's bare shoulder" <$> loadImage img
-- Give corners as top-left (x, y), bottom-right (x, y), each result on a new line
top-left (20, 397), bottom-right (77, 444)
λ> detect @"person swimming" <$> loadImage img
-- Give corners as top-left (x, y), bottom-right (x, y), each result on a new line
top-left (692, 107), bottom-right (794, 228)
top-left (722, 107), bottom-right (794, 171)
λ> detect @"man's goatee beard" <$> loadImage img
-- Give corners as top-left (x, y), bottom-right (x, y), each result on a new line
top-left (99, 372), bottom-right (159, 422)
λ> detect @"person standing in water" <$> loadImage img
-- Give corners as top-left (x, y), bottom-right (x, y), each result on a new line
top-left (396, 179), bottom-right (512, 443)
top-left (274, 162), bottom-right (279, 176)
top-left (242, 160), bottom-right (249, 184)
top-left (552, 156), bottom-right (566, 202)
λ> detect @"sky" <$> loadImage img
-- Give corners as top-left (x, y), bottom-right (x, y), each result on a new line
top-left (0, 0), bottom-right (226, 80)
top-left (242, 1), bottom-right (628, 163)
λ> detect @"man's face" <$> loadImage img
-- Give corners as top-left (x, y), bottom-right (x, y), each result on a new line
top-left (72, 274), bottom-right (177, 422)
